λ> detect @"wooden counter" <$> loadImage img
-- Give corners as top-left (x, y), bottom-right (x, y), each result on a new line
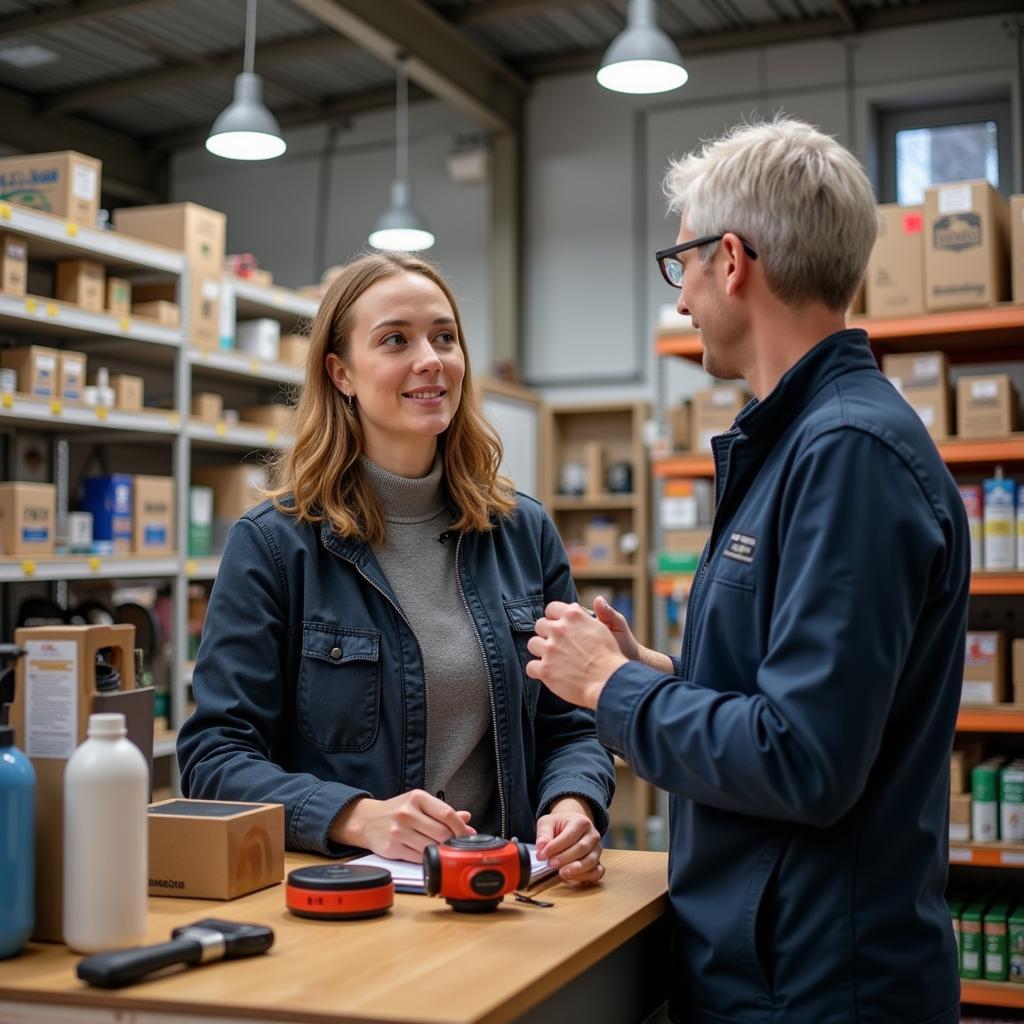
top-left (0, 848), bottom-right (670, 1024)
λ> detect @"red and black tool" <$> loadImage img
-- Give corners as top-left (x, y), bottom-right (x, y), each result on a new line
top-left (286, 864), bottom-right (394, 920)
top-left (423, 834), bottom-right (531, 913)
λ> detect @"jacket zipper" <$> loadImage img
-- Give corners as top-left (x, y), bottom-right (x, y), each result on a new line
top-left (348, 560), bottom-right (431, 792)
top-left (454, 531), bottom-right (508, 839)
top-left (682, 432), bottom-right (735, 677)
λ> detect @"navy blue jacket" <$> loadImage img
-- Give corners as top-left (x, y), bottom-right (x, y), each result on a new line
top-left (177, 493), bottom-right (614, 853)
top-left (598, 330), bottom-right (969, 1024)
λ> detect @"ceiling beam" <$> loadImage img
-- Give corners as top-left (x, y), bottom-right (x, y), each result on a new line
top-left (0, 85), bottom-right (161, 201)
top-left (39, 32), bottom-right (349, 117)
top-left (0, 0), bottom-right (168, 44)
top-left (451, 0), bottom-right (592, 25)
top-left (832, 0), bottom-right (858, 32)
top-left (290, 0), bottom-right (526, 133)
top-left (515, 0), bottom-right (1024, 78)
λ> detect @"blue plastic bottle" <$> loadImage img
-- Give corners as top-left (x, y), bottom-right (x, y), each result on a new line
top-left (0, 719), bottom-right (35, 957)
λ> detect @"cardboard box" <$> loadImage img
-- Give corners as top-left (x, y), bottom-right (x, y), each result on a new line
top-left (924, 180), bottom-right (1008, 311)
top-left (963, 631), bottom-right (1007, 705)
top-left (9, 623), bottom-right (152, 941)
top-left (278, 334), bottom-right (309, 368)
top-left (114, 202), bottom-right (225, 274)
top-left (0, 150), bottom-right (101, 226)
top-left (80, 474), bottom-right (133, 553)
top-left (57, 349), bottom-right (87, 402)
top-left (106, 277), bottom-right (131, 317)
top-left (583, 521), bottom-right (621, 567)
top-left (111, 373), bottom-right (143, 411)
top-left (1013, 638), bottom-right (1024, 706)
top-left (847, 276), bottom-right (865, 317)
top-left (0, 344), bottom-right (59, 398)
top-left (0, 482), bottom-right (55, 556)
top-left (192, 391), bottom-right (223, 423)
top-left (692, 386), bottom-right (747, 452)
top-left (662, 528), bottom-right (710, 553)
top-left (192, 464), bottom-right (267, 550)
top-left (133, 475), bottom-right (174, 556)
top-left (240, 403), bottom-right (293, 432)
top-left (131, 299), bottom-right (180, 327)
top-left (583, 442), bottom-right (605, 499)
top-left (660, 478), bottom-right (713, 529)
top-left (866, 204), bottom-right (925, 317)
top-left (236, 318), bottom-right (280, 361)
top-left (956, 375), bottom-right (1019, 438)
top-left (1011, 194), bottom-right (1024, 305)
top-left (882, 351), bottom-right (951, 439)
top-left (666, 402), bottom-right (690, 451)
top-left (0, 234), bottom-right (27, 295)
top-left (950, 792), bottom-right (972, 843)
top-left (55, 259), bottom-right (104, 312)
top-left (952, 741), bottom-right (985, 794)
top-left (147, 799), bottom-right (284, 900)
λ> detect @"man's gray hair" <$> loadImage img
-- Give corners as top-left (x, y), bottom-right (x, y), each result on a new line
top-left (663, 117), bottom-right (877, 311)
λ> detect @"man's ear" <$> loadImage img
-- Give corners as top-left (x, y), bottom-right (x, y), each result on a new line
top-left (720, 232), bottom-right (751, 297)
top-left (325, 352), bottom-right (352, 396)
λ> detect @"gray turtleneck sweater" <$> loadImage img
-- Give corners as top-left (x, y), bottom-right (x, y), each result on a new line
top-left (362, 456), bottom-right (502, 837)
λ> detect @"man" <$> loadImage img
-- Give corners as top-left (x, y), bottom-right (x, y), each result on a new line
top-left (527, 118), bottom-right (970, 1024)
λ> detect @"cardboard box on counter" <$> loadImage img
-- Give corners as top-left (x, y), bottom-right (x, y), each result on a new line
top-left (0, 482), bottom-right (55, 556)
top-left (106, 277), bottom-right (131, 317)
top-left (0, 150), bottom-right (101, 226)
top-left (111, 373), bottom-right (144, 411)
top-left (924, 180), bottom-right (1008, 311)
top-left (131, 299), bottom-right (180, 327)
top-left (148, 799), bottom-right (284, 900)
top-left (9, 623), bottom-right (151, 941)
top-left (55, 258), bottom-right (104, 312)
top-left (963, 631), bottom-right (1007, 705)
top-left (956, 375), bottom-right (1019, 438)
top-left (1, 344), bottom-right (59, 397)
top-left (240, 403), bottom-right (293, 432)
top-left (192, 391), bottom-right (223, 423)
top-left (133, 475), bottom-right (174, 556)
top-left (866, 204), bottom-right (925, 317)
top-left (881, 351), bottom-right (951, 439)
top-left (0, 234), bottom-right (27, 295)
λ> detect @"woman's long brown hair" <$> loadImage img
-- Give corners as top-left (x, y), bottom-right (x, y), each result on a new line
top-left (267, 252), bottom-right (515, 544)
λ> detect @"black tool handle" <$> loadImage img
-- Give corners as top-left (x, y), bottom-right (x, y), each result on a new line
top-left (77, 937), bottom-right (204, 988)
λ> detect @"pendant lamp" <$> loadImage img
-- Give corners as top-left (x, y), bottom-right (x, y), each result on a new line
top-left (597, 0), bottom-right (688, 95)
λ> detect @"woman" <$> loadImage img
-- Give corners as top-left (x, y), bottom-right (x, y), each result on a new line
top-left (177, 252), bottom-right (613, 884)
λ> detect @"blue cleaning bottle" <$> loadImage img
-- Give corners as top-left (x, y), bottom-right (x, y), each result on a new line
top-left (0, 645), bottom-right (34, 958)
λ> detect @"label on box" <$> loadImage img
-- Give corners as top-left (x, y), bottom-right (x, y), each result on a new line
top-left (913, 356), bottom-right (940, 382)
top-left (21, 527), bottom-right (49, 542)
top-left (143, 524), bottom-right (167, 546)
top-left (201, 279), bottom-right (220, 300)
top-left (963, 681), bottom-right (996, 703)
top-left (73, 164), bottom-right (97, 201)
top-left (24, 639), bottom-right (78, 759)
top-left (903, 212), bottom-right (923, 234)
top-left (938, 185), bottom-right (972, 215)
top-left (7, 242), bottom-right (25, 259)
top-left (966, 634), bottom-right (998, 664)
top-left (949, 823), bottom-right (970, 842)
top-left (910, 404), bottom-right (935, 428)
top-left (971, 380), bottom-right (999, 401)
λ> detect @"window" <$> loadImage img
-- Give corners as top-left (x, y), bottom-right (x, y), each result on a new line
top-left (878, 99), bottom-right (1011, 205)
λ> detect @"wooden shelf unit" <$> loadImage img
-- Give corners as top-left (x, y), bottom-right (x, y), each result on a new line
top-left (961, 979), bottom-right (1024, 1009)
top-left (957, 706), bottom-right (1024, 733)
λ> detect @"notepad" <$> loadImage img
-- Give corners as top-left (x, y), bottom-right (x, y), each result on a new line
top-left (346, 843), bottom-right (555, 894)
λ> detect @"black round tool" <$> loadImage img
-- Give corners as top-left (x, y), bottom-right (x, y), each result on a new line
top-left (286, 864), bottom-right (394, 920)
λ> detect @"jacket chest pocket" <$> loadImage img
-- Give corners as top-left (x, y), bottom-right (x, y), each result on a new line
top-left (504, 596), bottom-right (544, 720)
top-left (297, 622), bottom-right (381, 752)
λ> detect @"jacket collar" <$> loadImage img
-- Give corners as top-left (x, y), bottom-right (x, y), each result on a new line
top-left (733, 328), bottom-right (876, 446)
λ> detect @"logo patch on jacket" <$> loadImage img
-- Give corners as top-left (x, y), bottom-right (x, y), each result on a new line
top-left (724, 531), bottom-right (756, 564)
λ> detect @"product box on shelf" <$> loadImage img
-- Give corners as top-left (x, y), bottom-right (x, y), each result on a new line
top-left (984, 903), bottom-right (1011, 980)
top-left (963, 631), bottom-right (1007, 705)
top-left (240, 403), bottom-right (293, 433)
top-left (0, 344), bottom-right (58, 397)
top-left (961, 902), bottom-right (985, 977)
top-left (58, 350), bottom-right (86, 402)
top-left (0, 150), bottom-right (101, 226)
top-left (692, 386), bottom-right (747, 452)
top-left (866, 204), bottom-right (925, 316)
top-left (1013, 639), bottom-right (1024, 705)
top-left (923, 180), bottom-right (1009, 311)
top-left (1011, 194), bottom-right (1024, 304)
top-left (583, 520), bottom-right (621, 567)
top-left (960, 484), bottom-right (983, 571)
top-left (189, 485), bottom-right (214, 557)
top-left (957, 375), bottom-right (1019, 438)
top-left (110, 373), bottom-right (143, 411)
top-left (666, 402), bottom-right (690, 451)
top-left (881, 351), bottom-right (951, 439)
top-left (278, 334), bottom-right (309, 368)
top-left (1018, 484), bottom-right (1024, 570)
top-left (132, 475), bottom-right (174, 556)
top-left (0, 482), bottom-right (56, 556)
top-left (0, 234), bottom-right (27, 295)
top-left (147, 799), bottom-right (284, 900)
top-left (191, 464), bottom-right (267, 550)
top-left (55, 259), bottom-right (104, 312)
top-left (191, 391), bottom-right (223, 423)
top-left (662, 528), bottom-right (711, 553)
top-left (952, 741), bottom-right (984, 794)
top-left (80, 474), bottom-right (133, 553)
top-left (984, 474), bottom-right (1018, 571)
top-left (949, 792), bottom-right (971, 842)
top-left (236, 318), bottom-right (281, 362)
top-left (106, 277), bottom-right (131, 317)
top-left (131, 299), bottom-right (180, 327)
top-left (660, 478), bottom-right (713, 529)
top-left (8, 623), bottom-right (152, 942)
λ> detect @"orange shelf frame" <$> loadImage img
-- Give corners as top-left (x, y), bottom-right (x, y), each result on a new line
top-left (654, 574), bottom-right (694, 597)
top-left (950, 842), bottom-right (1024, 868)
top-left (962, 979), bottom-right (1024, 1008)
top-left (957, 706), bottom-right (1024, 732)
top-left (971, 573), bottom-right (1024, 596)
top-left (937, 435), bottom-right (1024, 465)
top-left (652, 455), bottom-right (715, 478)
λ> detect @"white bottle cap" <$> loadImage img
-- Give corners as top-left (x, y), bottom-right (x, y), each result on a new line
top-left (87, 713), bottom-right (127, 738)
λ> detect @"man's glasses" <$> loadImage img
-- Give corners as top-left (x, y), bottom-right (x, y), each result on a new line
top-left (655, 234), bottom-right (758, 288)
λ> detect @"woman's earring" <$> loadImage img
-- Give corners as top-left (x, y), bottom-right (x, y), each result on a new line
top-left (346, 393), bottom-right (355, 411)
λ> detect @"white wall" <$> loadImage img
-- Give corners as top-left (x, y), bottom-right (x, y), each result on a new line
top-left (169, 100), bottom-right (493, 373)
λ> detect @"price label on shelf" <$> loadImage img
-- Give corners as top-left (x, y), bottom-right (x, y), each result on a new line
top-left (50, 400), bottom-right (62, 415)
top-left (267, 429), bottom-right (279, 444)
top-left (168, 412), bottom-right (181, 426)
top-left (120, 317), bottom-right (131, 332)
top-left (96, 407), bottom-right (108, 421)
top-left (949, 847), bottom-right (973, 864)
top-left (87, 557), bottom-right (101, 573)
top-left (185, 560), bottom-right (198, 577)
top-left (249, 359), bottom-right (261, 373)
top-left (21, 560), bottom-right (35, 577)
top-left (0, 203), bottom-right (10, 219)
top-left (1, 393), bottom-right (12, 409)
top-left (46, 303), bottom-right (58, 317)
top-left (1001, 851), bottom-right (1024, 867)
top-left (66, 223), bottom-right (78, 237)
top-left (24, 298), bottom-right (37, 314)
top-left (215, 422), bottom-right (228, 436)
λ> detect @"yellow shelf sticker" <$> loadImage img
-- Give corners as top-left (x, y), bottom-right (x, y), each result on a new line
top-left (88, 557), bottom-right (101, 572)
top-left (45, 302), bottom-right (58, 317)
top-left (1, 393), bottom-right (12, 409)
top-left (168, 412), bottom-right (181, 426)
top-left (249, 359), bottom-right (261, 373)
top-left (120, 317), bottom-right (131, 331)
top-left (185, 560), bottom-right (198, 576)
top-left (267, 429), bottom-right (279, 444)
top-left (50, 400), bottom-right (62, 415)
top-left (0, 203), bottom-right (10, 219)
top-left (96, 406), bottom-right (108, 421)
top-left (215, 422), bottom-right (228, 436)
top-left (66, 222), bottom-right (78, 237)
top-left (21, 560), bottom-right (35, 577)
top-left (25, 297), bottom-right (37, 314)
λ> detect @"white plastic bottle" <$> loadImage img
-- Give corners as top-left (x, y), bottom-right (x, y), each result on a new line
top-left (63, 712), bottom-right (148, 953)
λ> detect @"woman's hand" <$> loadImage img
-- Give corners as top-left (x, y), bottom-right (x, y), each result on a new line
top-left (535, 796), bottom-right (605, 886)
top-left (594, 595), bottom-right (675, 674)
top-left (331, 790), bottom-right (475, 861)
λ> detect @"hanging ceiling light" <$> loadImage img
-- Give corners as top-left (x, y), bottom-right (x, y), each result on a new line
top-left (597, 0), bottom-right (688, 95)
top-left (368, 60), bottom-right (435, 252)
top-left (206, 0), bottom-right (286, 161)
